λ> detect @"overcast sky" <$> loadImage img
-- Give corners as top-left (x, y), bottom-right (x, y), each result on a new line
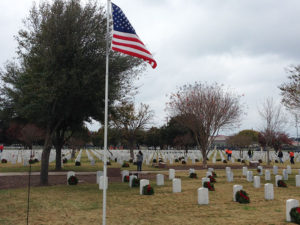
top-left (1, 0), bottom-right (299, 136)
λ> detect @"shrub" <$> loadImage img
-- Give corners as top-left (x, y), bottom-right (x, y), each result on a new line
top-left (129, 159), bottom-right (133, 163)
top-left (257, 168), bottom-right (261, 174)
top-left (203, 181), bottom-right (215, 191)
top-left (29, 159), bottom-right (35, 164)
top-left (223, 160), bottom-right (227, 163)
top-left (189, 173), bottom-right (197, 178)
top-left (114, 158), bottom-right (117, 162)
top-left (1, 159), bottom-right (7, 163)
top-left (182, 160), bottom-right (186, 164)
top-left (277, 180), bottom-right (287, 187)
top-left (107, 161), bottom-right (111, 166)
top-left (208, 175), bottom-right (216, 183)
top-left (75, 161), bottom-right (81, 166)
top-left (34, 158), bottom-right (39, 163)
top-left (63, 158), bottom-right (68, 164)
top-left (275, 160), bottom-right (278, 163)
top-left (241, 160), bottom-right (246, 163)
top-left (131, 178), bottom-right (140, 187)
top-left (122, 162), bottom-right (130, 168)
top-left (216, 159), bottom-right (221, 161)
top-left (68, 175), bottom-right (78, 185)
top-left (133, 161), bottom-right (137, 165)
top-left (235, 190), bottom-right (250, 204)
top-left (175, 159), bottom-right (179, 162)
top-left (237, 159), bottom-right (241, 162)
top-left (142, 184), bottom-right (154, 195)
top-left (258, 159), bottom-right (262, 163)
top-left (123, 175), bottom-right (129, 182)
top-left (152, 159), bottom-right (157, 163)
top-left (290, 207), bottom-right (300, 224)
top-left (195, 159), bottom-right (199, 162)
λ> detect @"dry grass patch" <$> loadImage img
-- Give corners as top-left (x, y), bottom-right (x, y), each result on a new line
top-left (1, 168), bottom-right (300, 224)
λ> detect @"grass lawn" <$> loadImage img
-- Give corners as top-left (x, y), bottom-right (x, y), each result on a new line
top-left (1, 168), bottom-right (300, 224)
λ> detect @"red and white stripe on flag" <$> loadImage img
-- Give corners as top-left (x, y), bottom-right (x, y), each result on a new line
top-left (111, 3), bottom-right (157, 69)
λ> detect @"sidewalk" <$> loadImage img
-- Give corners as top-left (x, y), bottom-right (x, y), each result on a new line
top-left (0, 170), bottom-right (165, 177)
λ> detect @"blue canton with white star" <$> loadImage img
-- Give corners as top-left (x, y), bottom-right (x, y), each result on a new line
top-left (112, 3), bottom-right (136, 34)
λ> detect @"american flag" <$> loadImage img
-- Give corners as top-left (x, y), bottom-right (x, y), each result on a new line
top-left (111, 3), bottom-right (157, 69)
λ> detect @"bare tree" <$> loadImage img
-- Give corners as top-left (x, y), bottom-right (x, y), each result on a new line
top-left (167, 82), bottom-right (243, 168)
top-left (279, 65), bottom-right (300, 111)
top-left (258, 97), bottom-right (287, 165)
top-left (111, 101), bottom-right (153, 159)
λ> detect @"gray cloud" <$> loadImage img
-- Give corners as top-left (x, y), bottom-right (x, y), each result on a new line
top-left (1, 0), bottom-right (299, 136)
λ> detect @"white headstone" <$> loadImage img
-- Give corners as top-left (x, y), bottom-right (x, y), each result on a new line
top-left (287, 165), bottom-right (292, 174)
top-left (247, 171), bottom-right (253, 182)
top-left (23, 159), bottom-right (28, 167)
top-left (90, 159), bottom-right (95, 166)
top-left (233, 185), bottom-right (243, 201)
top-left (254, 176), bottom-right (260, 188)
top-left (99, 176), bottom-right (108, 190)
top-left (296, 175), bottom-right (300, 187)
top-left (242, 167), bottom-right (248, 176)
top-left (140, 179), bottom-right (150, 195)
top-left (129, 175), bottom-right (137, 187)
top-left (265, 170), bottom-right (271, 181)
top-left (169, 169), bottom-right (175, 180)
top-left (189, 168), bottom-right (195, 175)
top-left (96, 171), bottom-right (103, 184)
top-left (208, 168), bottom-right (214, 172)
top-left (283, 169), bottom-right (288, 181)
top-left (231, 158), bottom-right (235, 163)
top-left (198, 187), bottom-right (209, 205)
top-left (156, 174), bottom-right (164, 186)
top-left (257, 166), bottom-right (263, 175)
top-left (212, 158), bottom-right (216, 163)
top-left (226, 167), bottom-right (231, 173)
top-left (275, 175), bottom-right (283, 187)
top-left (67, 171), bottom-right (75, 184)
top-left (273, 166), bottom-right (278, 175)
top-left (264, 183), bottom-right (274, 200)
top-left (227, 171), bottom-right (233, 182)
top-left (202, 177), bottom-right (210, 187)
top-left (286, 199), bottom-right (299, 222)
top-left (121, 170), bottom-right (129, 182)
top-left (172, 178), bottom-right (181, 193)
top-left (206, 171), bottom-right (212, 177)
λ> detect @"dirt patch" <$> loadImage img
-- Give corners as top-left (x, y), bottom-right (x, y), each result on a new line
top-left (0, 174), bottom-right (123, 190)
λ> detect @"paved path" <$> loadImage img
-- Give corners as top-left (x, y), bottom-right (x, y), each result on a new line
top-left (0, 170), bottom-right (163, 177)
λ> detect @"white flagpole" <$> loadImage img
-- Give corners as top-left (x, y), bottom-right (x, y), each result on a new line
top-left (103, 0), bottom-right (110, 224)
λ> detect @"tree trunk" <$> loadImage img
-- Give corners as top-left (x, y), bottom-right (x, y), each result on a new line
top-left (130, 148), bottom-right (134, 159)
top-left (267, 147), bottom-right (270, 165)
top-left (71, 149), bottom-right (76, 159)
top-left (40, 130), bottom-right (52, 185)
top-left (202, 148), bottom-right (207, 168)
top-left (55, 147), bottom-right (62, 170)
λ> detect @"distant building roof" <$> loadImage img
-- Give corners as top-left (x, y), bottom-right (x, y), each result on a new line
top-left (213, 135), bottom-right (230, 141)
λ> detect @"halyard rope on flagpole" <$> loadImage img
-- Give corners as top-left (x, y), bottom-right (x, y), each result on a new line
top-left (102, 0), bottom-right (110, 224)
